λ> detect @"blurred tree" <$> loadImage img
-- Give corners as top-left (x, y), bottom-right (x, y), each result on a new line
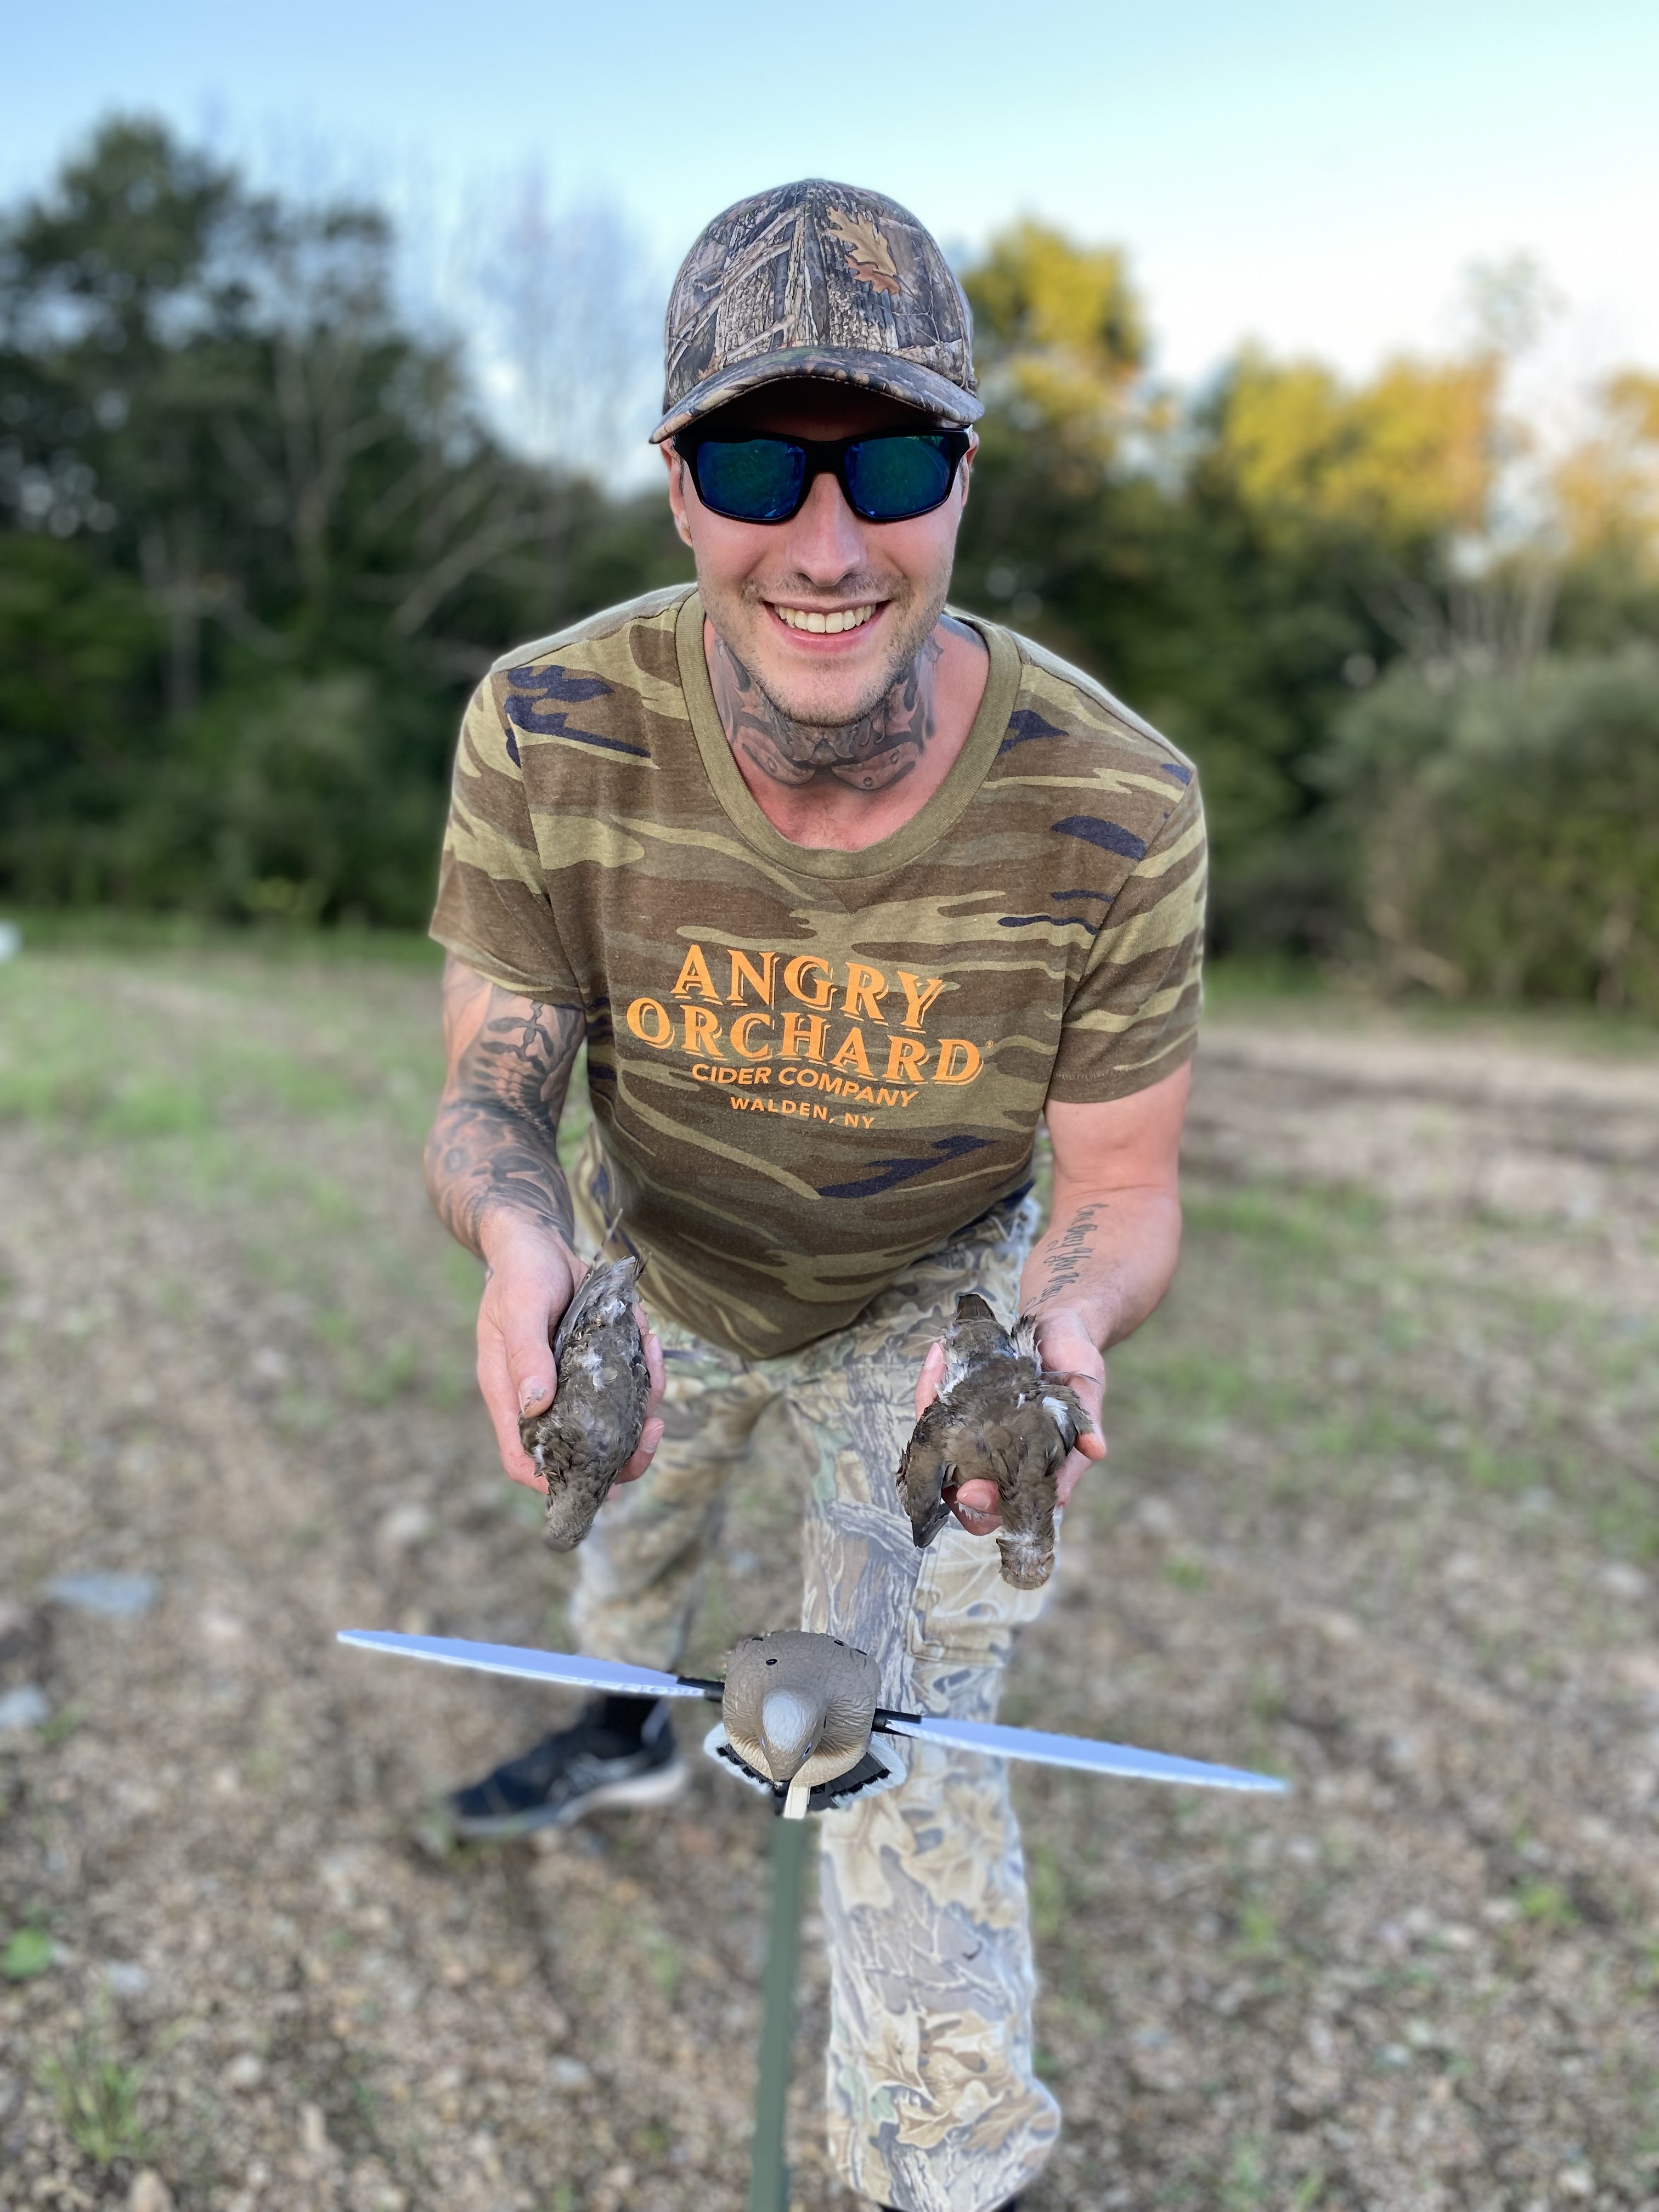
top-left (1555, 371), bottom-right (1659, 566)
top-left (1321, 648), bottom-right (1659, 1011)
top-left (955, 222), bottom-right (1381, 952)
top-left (963, 219), bottom-right (1149, 466)
top-left (1214, 350), bottom-right (1496, 551)
top-left (0, 117), bottom-right (688, 921)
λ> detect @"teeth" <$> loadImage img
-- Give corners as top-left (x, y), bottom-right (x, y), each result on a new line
top-left (776, 603), bottom-right (875, 634)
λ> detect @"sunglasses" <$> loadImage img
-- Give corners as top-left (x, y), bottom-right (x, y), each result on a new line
top-left (675, 427), bottom-right (972, 525)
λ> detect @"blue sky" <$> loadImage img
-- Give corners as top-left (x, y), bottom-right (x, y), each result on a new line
top-left (6, 0), bottom-right (1655, 396)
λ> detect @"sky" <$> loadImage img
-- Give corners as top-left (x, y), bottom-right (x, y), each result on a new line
top-left (5, 0), bottom-right (1656, 451)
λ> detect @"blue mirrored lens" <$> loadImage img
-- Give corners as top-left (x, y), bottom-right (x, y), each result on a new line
top-left (692, 439), bottom-right (806, 522)
top-left (843, 436), bottom-right (954, 520)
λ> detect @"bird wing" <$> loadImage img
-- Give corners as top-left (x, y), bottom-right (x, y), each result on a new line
top-left (882, 1712), bottom-right (1285, 1794)
top-left (336, 1630), bottom-right (711, 1699)
top-left (553, 1256), bottom-right (639, 1361)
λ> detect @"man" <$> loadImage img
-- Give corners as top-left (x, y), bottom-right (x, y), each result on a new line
top-left (425, 179), bottom-right (1204, 2212)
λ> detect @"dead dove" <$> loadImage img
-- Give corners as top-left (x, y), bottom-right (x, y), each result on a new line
top-left (896, 1292), bottom-right (1093, 1590)
top-left (721, 1629), bottom-right (882, 1820)
top-left (520, 1256), bottom-right (650, 1551)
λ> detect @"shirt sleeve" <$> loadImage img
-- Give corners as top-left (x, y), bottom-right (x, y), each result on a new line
top-left (1045, 776), bottom-right (1207, 1103)
top-left (427, 674), bottom-right (584, 1003)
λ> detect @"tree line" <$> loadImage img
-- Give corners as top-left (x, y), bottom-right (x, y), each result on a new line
top-left (4, 121), bottom-right (1657, 1006)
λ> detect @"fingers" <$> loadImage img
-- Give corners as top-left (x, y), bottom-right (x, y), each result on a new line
top-left (611, 1312), bottom-right (667, 1485)
top-left (476, 1317), bottom-right (547, 1492)
top-left (500, 1297), bottom-right (560, 1421)
top-left (636, 1313), bottom-right (666, 1414)
top-left (614, 1414), bottom-right (664, 1487)
top-left (913, 1340), bottom-right (945, 1419)
top-left (947, 1474), bottom-right (1002, 1536)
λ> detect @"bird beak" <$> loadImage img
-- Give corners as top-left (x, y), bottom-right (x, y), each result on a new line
top-left (759, 1688), bottom-right (817, 1781)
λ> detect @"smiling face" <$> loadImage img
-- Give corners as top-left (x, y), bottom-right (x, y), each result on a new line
top-left (663, 380), bottom-right (975, 730)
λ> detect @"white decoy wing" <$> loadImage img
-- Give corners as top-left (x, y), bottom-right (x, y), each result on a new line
top-left (882, 1713), bottom-right (1285, 1794)
top-left (337, 1630), bottom-right (712, 1699)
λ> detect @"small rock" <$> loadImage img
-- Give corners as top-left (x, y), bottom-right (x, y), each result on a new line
top-left (1133, 1495), bottom-right (1180, 1540)
top-left (129, 2175), bottom-right (175, 2212)
top-left (0, 1684), bottom-right (49, 1733)
top-left (548, 2056), bottom-right (591, 2090)
top-left (251, 1346), bottom-right (291, 1384)
top-left (224, 2051), bottom-right (265, 2092)
top-left (1555, 2169), bottom-right (1594, 2200)
top-left (0, 1600), bottom-right (35, 1661)
top-left (46, 1572), bottom-right (159, 1619)
top-left (104, 1961), bottom-right (151, 1999)
top-left (1598, 1561), bottom-right (1650, 1602)
top-left (378, 1503), bottom-right (433, 1553)
top-left (1305, 1608), bottom-right (1362, 1645)
top-left (300, 2103), bottom-right (335, 2160)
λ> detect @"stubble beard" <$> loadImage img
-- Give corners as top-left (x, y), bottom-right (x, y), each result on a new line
top-left (722, 573), bottom-right (950, 768)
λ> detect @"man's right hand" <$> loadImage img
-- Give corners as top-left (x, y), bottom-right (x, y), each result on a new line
top-left (475, 1218), bottom-right (665, 1492)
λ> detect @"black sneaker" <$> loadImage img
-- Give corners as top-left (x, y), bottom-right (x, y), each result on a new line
top-left (447, 1697), bottom-right (686, 1840)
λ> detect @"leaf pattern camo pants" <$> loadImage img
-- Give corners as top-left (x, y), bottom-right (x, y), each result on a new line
top-left (571, 1172), bottom-right (1060, 2212)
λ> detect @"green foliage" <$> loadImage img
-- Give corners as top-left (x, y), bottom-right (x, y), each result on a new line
top-left (1323, 648), bottom-right (1659, 1010)
top-left (0, 116), bottom-right (689, 923)
top-left (38, 2030), bottom-right (152, 2164)
top-left (963, 221), bottom-right (1147, 460)
top-left (4, 135), bottom-right (1657, 994)
top-left (2, 1925), bottom-right (55, 1979)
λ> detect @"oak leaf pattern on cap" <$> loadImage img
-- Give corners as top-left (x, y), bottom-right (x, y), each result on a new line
top-left (826, 206), bottom-right (902, 296)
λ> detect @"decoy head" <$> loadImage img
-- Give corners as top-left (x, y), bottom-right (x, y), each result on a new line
top-left (758, 1686), bottom-right (821, 1781)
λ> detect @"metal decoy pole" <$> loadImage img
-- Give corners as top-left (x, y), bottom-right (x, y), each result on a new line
top-left (749, 1814), bottom-right (810, 2212)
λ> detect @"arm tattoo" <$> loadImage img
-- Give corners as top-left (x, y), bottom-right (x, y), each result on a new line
top-left (708, 619), bottom-right (974, 796)
top-left (424, 963), bottom-right (583, 1257)
top-left (1025, 1201), bottom-right (1107, 1308)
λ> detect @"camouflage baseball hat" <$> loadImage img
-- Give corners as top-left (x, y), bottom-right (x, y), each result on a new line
top-left (650, 179), bottom-right (981, 444)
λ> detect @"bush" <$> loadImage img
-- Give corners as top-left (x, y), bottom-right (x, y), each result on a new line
top-left (113, 674), bottom-right (449, 927)
top-left (1323, 648), bottom-right (1659, 1010)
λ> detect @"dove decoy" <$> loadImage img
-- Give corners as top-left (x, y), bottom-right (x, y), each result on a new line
top-left (896, 1293), bottom-right (1092, 1590)
top-left (520, 1256), bottom-right (651, 1551)
top-left (720, 1630), bottom-right (883, 1819)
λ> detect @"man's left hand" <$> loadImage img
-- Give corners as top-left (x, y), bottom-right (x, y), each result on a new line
top-left (911, 1305), bottom-right (1107, 1537)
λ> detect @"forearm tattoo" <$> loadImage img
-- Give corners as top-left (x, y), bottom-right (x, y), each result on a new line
top-left (424, 964), bottom-right (583, 1257)
top-left (1025, 1202), bottom-right (1107, 1311)
top-left (708, 620), bottom-right (974, 795)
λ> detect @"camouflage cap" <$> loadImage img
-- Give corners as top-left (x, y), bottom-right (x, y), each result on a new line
top-left (650, 179), bottom-right (981, 444)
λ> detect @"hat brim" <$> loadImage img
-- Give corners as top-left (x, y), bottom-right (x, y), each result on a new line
top-left (649, 346), bottom-right (983, 444)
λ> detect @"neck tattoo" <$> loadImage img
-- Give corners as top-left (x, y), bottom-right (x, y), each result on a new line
top-left (709, 628), bottom-right (954, 795)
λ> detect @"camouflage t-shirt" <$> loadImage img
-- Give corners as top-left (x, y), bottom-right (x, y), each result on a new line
top-left (431, 585), bottom-right (1205, 1358)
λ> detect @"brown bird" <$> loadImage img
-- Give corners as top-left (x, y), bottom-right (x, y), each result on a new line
top-left (721, 1629), bottom-right (882, 1819)
top-left (520, 1257), bottom-right (650, 1551)
top-left (896, 1293), bottom-right (1093, 1590)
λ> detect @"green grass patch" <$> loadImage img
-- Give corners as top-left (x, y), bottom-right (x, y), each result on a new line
top-left (2, 1926), bottom-right (55, 1980)
top-left (38, 2035), bottom-right (152, 2164)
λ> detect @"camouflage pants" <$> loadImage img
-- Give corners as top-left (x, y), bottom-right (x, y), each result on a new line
top-left (571, 1170), bottom-right (1060, 2212)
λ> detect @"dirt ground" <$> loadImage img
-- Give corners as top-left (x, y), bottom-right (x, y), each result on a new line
top-left (2, 946), bottom-right (1657, 2212)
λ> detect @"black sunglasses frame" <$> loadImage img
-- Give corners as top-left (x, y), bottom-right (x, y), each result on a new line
top-left (673, 427), bottom-right (973, 525)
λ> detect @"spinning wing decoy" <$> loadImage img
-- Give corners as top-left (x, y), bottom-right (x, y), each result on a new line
top-left (337, 1628), bottom-right (1285, 1814)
